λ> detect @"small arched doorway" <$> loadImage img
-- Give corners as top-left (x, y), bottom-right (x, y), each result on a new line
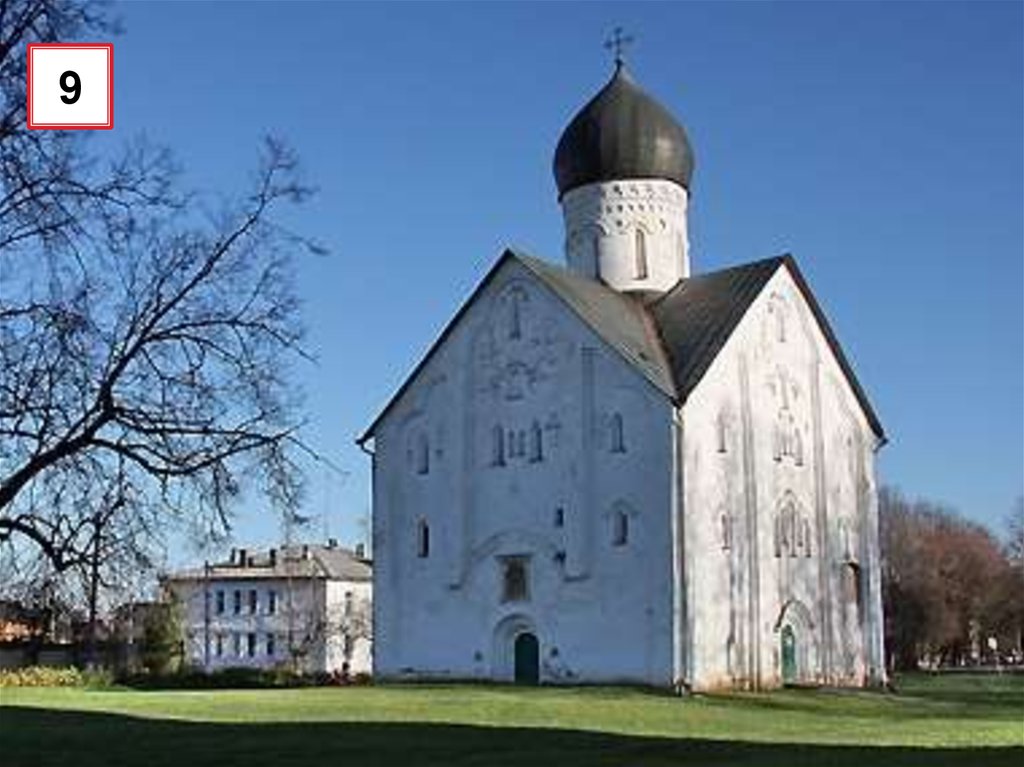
top-left (780, 625), bottom-right (797, 685)
top-left (514, 632), bottom-right (539, 685)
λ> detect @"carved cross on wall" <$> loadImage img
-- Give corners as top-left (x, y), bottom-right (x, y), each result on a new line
top-left (604, 26), bottom-right (635, 67)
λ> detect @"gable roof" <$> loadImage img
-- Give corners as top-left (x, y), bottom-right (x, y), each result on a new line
top-left (167, 544), bottom-right (372, 583)
top-left (650, 256), bottom-right (783, 403)
top-left (649, 254), bottom-right (884, 440)
top-left (514, 253), bottom-right (676, 398)
top-left (358, 249), bottom-right (884, 443)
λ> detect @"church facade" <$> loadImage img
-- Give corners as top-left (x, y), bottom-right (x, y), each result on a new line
top-left (358, 62), bottom-right (887, 691)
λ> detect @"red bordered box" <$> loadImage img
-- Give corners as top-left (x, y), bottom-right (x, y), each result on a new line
top-left (27, 42), bottom-right (113, 130)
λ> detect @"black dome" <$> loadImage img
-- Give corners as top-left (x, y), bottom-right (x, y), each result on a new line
top-left (553, 65), bottom-right (695, 198)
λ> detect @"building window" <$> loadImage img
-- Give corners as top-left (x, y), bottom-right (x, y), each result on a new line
top-left (266, 634), bottom-right (276, 657)
top-left (843, 563), bottom-right (862, 616)
top-left (416, 433), bottom-right (429, 475)
top-left (509, 289), bottom-right (523, 340)
top-left (267, 590), bottom-right (277, 615)
top-left (215, 634), bottom-right (223, 657)
top-left (721, 513), bottom-right (732, 550)
top-left (233, 590), bottom-right (242, 615)
top-left (248, 589), bottom-right (258, 614)
top-left (417, 519), bottom-right (430, 558)
top-left (716, 411), bottom-right (729, 454)
top-left (501, 558), bottom-right (529, 602)
top-left (554, 507), bottom-right (564, 528)
top-left (215, 590), bottom-right (225, 615)
top-left (233, 633), bottom-right (241, 657)
top-left (529, 420), bottom-right (543, 463)
top-left (793, 429), bottom-right (804, 467)
top-left (344, 591), bottom-right (354, 617)
top-left (612, 510), bottom-right (629, 546)
top-left (610, 412), bottom-right (626, 453)
top-left (635, 228), bottom-right (648, 280)
top-left (491, 424), bottom-right (505, 466)
top-left (247, 632), bottom-right (256, 658)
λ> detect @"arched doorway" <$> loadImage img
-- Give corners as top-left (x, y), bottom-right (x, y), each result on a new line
top-left (774, 598), bottom-right (819, 686)
top-left (780, 625), bottom-right (797, 685)
top-left (514, 632), bottom-right (539, 685)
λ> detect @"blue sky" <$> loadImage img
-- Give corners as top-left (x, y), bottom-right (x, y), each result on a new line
top-left (102, 1), bottom-right (1022, 558)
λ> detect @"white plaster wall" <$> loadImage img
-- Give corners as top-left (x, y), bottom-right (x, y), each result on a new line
top-left (561, 179), bottom-right (689, 293)
top-left (171, 576), bottom-right (372, 674)
top-left (371, 257), bottom-right (676, 684)
top-left (324, 580), bottom-right (373, 675)
top-left (680, 264), bottom-right (884, 690)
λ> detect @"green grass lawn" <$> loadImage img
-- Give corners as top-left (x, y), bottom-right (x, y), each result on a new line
top-left (1, 673), bottom-right (1021, 766)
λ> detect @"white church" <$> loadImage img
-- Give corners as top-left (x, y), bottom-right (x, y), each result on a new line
top-left (358, 58), bottom-right (887, 691)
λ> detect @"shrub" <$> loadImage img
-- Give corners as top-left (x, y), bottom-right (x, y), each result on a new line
top-left (0, 666), bottom-right (84, 687)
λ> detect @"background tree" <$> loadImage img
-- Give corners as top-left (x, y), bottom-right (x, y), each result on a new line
top-left (0, 0), bottom-right (318, 574)
top-left (880, 486), bottom-right (1018, 669)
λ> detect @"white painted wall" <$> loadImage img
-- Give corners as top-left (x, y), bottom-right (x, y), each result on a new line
top-left (169, 574), bottom-right (372, 675)
top-left (561, 179), bottom-right (689, 293)
top-left (680, 265), bottom-right (885, 691)
top-left (371, 257), bottom-right (676, 684)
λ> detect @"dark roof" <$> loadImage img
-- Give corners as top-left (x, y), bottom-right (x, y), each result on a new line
top-left (168, 544), bottom-right (372, 583)
top-left (359, 250), bottom-right (884, 443)
top-left (553, 65), bottom-right (695, 198)
top-left (650, 257), bottom-right (784, 400)
top-left (516, 254), bottom-right (675, 398)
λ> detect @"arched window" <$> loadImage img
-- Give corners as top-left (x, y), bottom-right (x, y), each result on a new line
top-left (843, 563), bottom-right (862, 619)
top-left (772, 422), bottom-right (784, 462)
top-left (529, 420), bottom-right (543, 462)
top-left (612, 510), bottom-right (629, 546)
top-left (416, 520), bottom-right (430, 558)
top-left (716, 410), bottom-right (729, 454)
top-left (415, 433), bottom-right (429, 475)
top-left (491, 424), bottom-right (505, 466)
top-left (610, 412), bottom-right (626, 453)
top-left (793, 429), bottom-right (804, 467)
top-left (635, 228), bottom-right (648, 280)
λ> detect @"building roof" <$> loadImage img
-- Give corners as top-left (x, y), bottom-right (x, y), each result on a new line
top-left (166, 544), bottom-right (372, 583)
top-left (553, 64), bottom-right (695, 198)
top-left (359, 249), bottom-right (884, 443)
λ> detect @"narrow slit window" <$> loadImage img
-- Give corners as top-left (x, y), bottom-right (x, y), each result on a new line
top-left (613, 510), bottom-right (629, 546)
top-left (610, 413), bottom-right (626, 453)
top-left (635, 228), bottom-right (648, 280)
top-left (417, 520), bottom-right (430, 558)
top-left (529, 421), bottom-right (543, 462)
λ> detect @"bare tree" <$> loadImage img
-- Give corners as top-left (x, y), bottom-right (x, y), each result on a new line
top-left (1, 0), bottom-right (317, 572)
top-left (880, 486), bottom-right (1016, 669)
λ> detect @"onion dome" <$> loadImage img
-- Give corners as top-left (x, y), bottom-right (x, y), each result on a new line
top-left (553, 64), bottom-right (695, 198)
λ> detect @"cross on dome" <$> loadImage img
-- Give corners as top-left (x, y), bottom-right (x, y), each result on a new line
top-left (604, 26), bottom-right (634, 68)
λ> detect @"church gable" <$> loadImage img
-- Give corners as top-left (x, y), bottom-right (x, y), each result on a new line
top-left (360, 249), bottom-right (676, 443)
top-left (653, 256), bottom-right (883, 442)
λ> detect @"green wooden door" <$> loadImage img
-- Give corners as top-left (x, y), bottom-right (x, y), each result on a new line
top-left (514, 632), bottom-right (539, 685)
top-left (781, 625), bottom-right (797, 685)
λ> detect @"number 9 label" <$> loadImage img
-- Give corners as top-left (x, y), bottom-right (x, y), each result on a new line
top-left (27, 43), bottom-right (113, 130)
